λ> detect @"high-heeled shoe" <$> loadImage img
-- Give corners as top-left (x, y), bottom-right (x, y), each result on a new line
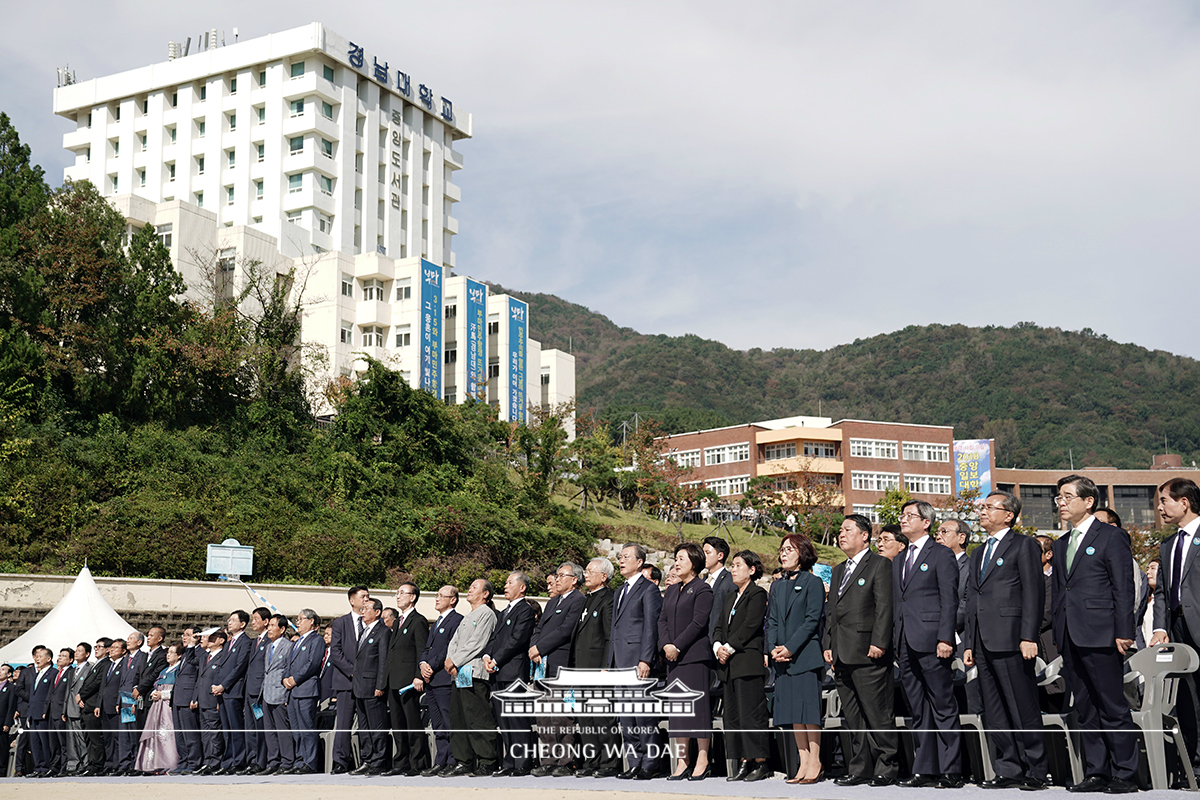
top-left (797, 770), bottom-right (825, 785)
top-left (667, 767), bottom-right (690, 782)
top-left (688, 765), bottom-right (711, 781)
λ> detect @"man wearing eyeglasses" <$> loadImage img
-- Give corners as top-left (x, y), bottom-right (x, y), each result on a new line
top-left (962, 490), bottom-right (1048, 790)
top-left (383, 583), bottom-right (430, 776)
top-left (484, 571), bottom-right (537, 777)
top-left (894, 500), bottom-right (964, 789)
top-left (419, 586), bottom-right (463, 776)
top-left (1051, 474), bottom-right (1137, 794)
top-left (529, 563), bottom-right (586, 777)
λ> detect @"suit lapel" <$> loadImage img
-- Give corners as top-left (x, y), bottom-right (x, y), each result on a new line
top-left (980, 534), bottom-right (1017, 585)
top-left (1068, 525), bottom-right (1101, 579)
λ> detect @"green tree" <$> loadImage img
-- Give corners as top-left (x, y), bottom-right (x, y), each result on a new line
top-left (874, 486), bottom-right (914, 526)
top-left (513, 400), bottom-right (574, 509)
top-left (569, 414), bottom-right (620, 511)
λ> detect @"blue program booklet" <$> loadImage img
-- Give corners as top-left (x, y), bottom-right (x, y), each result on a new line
top-left (455, 665), bottom-right (473, 688)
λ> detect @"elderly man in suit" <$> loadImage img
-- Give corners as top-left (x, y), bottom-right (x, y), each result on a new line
top-left (420, 586), bottom-right (464, 776)
top-left (116, 632), bottom-right (147, 774)
top-left (350, 598), bottom-right (391, 775)
top-left (329, 585), bottom-right (370, 774)
top-left (259, 614), bottom-right (294, 775)
top-left (282, 609), bottom-right (323, 774)
top-left (571, 558), bottom-right (621, 778)
top-left (211, 611), bottom-right (253, 774)
top-left (443, 579), bottom-right (500, 777)
top-left (483, 571), bottom-right (536, 777)
top-left (99, 637), bottom-right (127, 774)
top-left (0, 664), bottom-right (16, 776)
top-left (894, 500), bottom-right (964, 789)
top-left (195, 630), bottom-right (229, 775)
top-left (76, 639), bottom-right (109, 776)
top-left (825, 514), bottom-right (898, 787)
top-left (1052, 474), bottom-right (1138, 793)
top-left (170, 628), bottom-right (202, 774)
top-left (384, 582), bottom-right (431, 776)
top-left (703, 536), bottom-right (734, 636)
top-left (1152, 478), bottom-right (1200, 774)
top-left (530, 562), bottom-right (586, 777)
top-left (239, 608), bottom-right (272, 775)
top-left (608, 543), bottom-right (664, 780)
top-left (25, 646), bottom-right (56, 777)
top-left (45, 647), bottom-right (73, 775)
top-left (963, 490), bottom-right (1048, 790)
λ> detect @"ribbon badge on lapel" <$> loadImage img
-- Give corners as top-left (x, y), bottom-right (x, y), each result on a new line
top-left (1086, 547), bottom-right (1096, 556)
top-left (920, 563), bottom-right (929, 572)
top-left (996, 558), bottom-right (1004, 567)
top-left (857, 578), bottom-right (865, 586)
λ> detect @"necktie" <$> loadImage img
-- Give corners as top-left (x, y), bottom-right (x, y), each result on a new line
top-left (359, 623), bottom-right (370, 644)
top-left (269, 641), bottom-right (277, 663)
top-left (356, 617), bottom-right (364, 640)
top-left (903, 545), bottom-right (918, 582)
top-left (54, 668), bottom-right (64, 687)
top-left (616, 581), bottom-right (629, 613)
top-left (1172, 530), bottom-right (1190, 609)
top-left (980, 537), bottom-right (997, 581)
top-left (838, 558), bottom-right (854, 596)
top-left (1065, 528), bottom-right (1082, 572)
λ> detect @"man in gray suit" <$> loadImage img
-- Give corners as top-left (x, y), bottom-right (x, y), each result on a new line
top-left (63, 642), bottom-right (94, 774)
top-left (259, 614), bottom-right (293, 775)
top-left (608, 543), bottom-right (663, 780)
top-left (443, 579), bottom-right (499, 777)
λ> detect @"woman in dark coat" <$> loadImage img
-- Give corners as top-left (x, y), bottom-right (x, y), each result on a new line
top-left (713, 550), bottom-right (771, 782)
top-left (767, 533), bottom-right (826, 784)
top-left (658, 542), bottom-right (715, 780)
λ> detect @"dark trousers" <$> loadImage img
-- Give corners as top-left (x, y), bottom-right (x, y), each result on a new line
top-left (80, 709), bottom-right (105, 771)
top-left (1060, 633), bottom-right (1138, 780)
top-left (834, 659), bottom-right (899, 779)
top-left (29, 719), bottom-right (51, 773)
top-left (100, 710), bottom-right (120, 769)
top-left (975, 645), bottom-right (1047, 780)
top-left (898, 642), bottom-right (962, 775)
top-left (492, 690), bottom-right (534, 772)
top-left (118, 712), bottom-right (138, 770)
top-left (389, 686), bottom-right (429, 771)
top-left (450, 680), bottom-right (498, 768)
top-left (243, 695), bottom-right (266, 769)
top-left (724, 675), bottom-right (771, 762)
top-left (1171, 614), bottom-right (1200, 767)
top-left (332, 689), bottom-right (356, 768)
top-left (263, 702), bottom-right (293, 770)
top-left (427, 684), bottom-right (455, 765)
top-left (173, 705), bottom-right (202, 770)
top-left (535, 715), bottom-right (576, 766)
top-left (49, 718), bottom-right (66, 771)
top-left (618, 715), bottom-right (658, 771)
top-left (355, 694), bottom-right (389, 768)
top-left (218, 694), bottom-right (244, 769)
top-left (287, 696), bottom-right (318, 771)
top-left (200, 705), bottom-right (225, 767)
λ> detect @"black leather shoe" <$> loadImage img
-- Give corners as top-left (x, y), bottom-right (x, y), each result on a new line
top-left (728, 762), bottom-right (753, 782)
top-left (492, 767), bottom-right (513, 777)
top-left (1104, 778), bottom-right (1138, 794)
top-left (983, 776), bottom-right (1026, 789)
top-left (900, 773), bottom-right (942, 787)
top-left (634, 768), bottom-right (661, 780)
top-left (1022, 778), bottom-right (1049, 791)
top-left (530, 766), bottom-right (553, 777)
top-left (472, 765), bottom-right (495, 777)
top-left (331, 764), bottom-right (348, 775)
top-left (575, 767), bottom-right (595, 778)
top-left (511, 768), bottom-right (532, 777)
top-left (835, 774), bottom-right (871, 786)
top-left (194, 765), bottom-right (215, 776)
top-left (350, 764), bottom-right (372, 775)
top-left (744, 764), bottom-right (772, 782)
top-left (551, 765), bottom-right (574, 778)
top-left (421, 765), bottom-right (446, 777)
top-left (870, 775), bottom-right (897, 787)
top-left (294, 766), bottom-right (317, 775)
top-left (616, 768), bottom-right (639, 780)
top-left (443, 763), bottom-right (473, 777)
top-left (1068, 776), bottom-right (1110, 793)
top-left (592, 765), bottom-right (620, 778)
top-left (941, 773), bottom-right (965, 789)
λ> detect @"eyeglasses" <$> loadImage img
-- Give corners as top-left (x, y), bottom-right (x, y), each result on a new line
top-left (980, 504), bottom-right (1007, 512)
top-left (1054, 493), bottom-right (1080, 506)
top-left (396, 589), bottom-right (415, 596)
top-left (899, 513), bottom-right (922, 521)
top-left (778, 545), bottom-right (798, 554)
top-left (555, 572), bottom-right (574, 579)
top-left (436, 592), bottom-right (457, 599)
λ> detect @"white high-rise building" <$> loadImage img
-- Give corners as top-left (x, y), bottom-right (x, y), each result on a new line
top-left (52, 23), bottom-right (574, 426)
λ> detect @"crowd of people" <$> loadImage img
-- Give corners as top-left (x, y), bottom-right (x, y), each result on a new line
top-left (1, 474), bottom-right (1198, 792)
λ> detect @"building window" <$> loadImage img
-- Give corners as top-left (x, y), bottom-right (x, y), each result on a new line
top-left (255, 180), bottom-right (263, 199)
top-left (110, 174), bottom-right (118, 192)
top-left (257, 143), bottom-right (265, 162)
top-left (773, 477), bottom-right (797, 492)
top-left (904, 474), bottom-right (952, 495)
top-left (196, 156), bottom-right (205, 175)
top-left (705, 443), bottom-right (750, 467)
top-left (112, 139), bottom-right (119, 157)
top-left (444, 348), bottom-right (458, 364)
top-left (290, 99), bottom-right (304, 117)
top-left (323, 64), bottom-right (335, 82)
top-left (289, 136), bottom-right (305, 155)
top-left (321, 101), bottom-right (334, 120)
top-left (226, 186), bottom-right (234, 206)
top-left (803, 441), bottom-right (837, 458)
top-left (156, 223), bottom-right (172, 248)
top-left (257, 106), bottom-right (265, 123)
top-left (902, 442), bottom-right (950, 463)
top-left (444, 304), bottom-right (457, 319)
top-left (706, 476), bottom-right (750, 498)
top-left (395, 283), bottom-right (411, 301)
top-left (86, 111), bottom-right (92, 127)
top-left (318, 212), bottom-right (332, 234)
top-left (851, 471), bottom-right (900, 492)
top-left (487, 362), bottom-right (500, 378)
top-left (194, 191), bottom-right (203, 208)
top-left (113, 106), bottom-right (120, 121)
top-left (258, 70), bottom-right (266, 87)
top-left (395, 327), bottom-right (411, 347)
top-left (488, 320), bottom-right (500, 335)
top-left (340, 323), bottom-right (352, 345)
top-left (140, 134), bottom-right (147, 151)
top-left (227, 150), bottom-right (235, 168)
top-left (167, 162), bottom-right (175, 181)
top-left (319, 175), bottom-right (333, 195)
top-left (849, 438), bottom-right (898, 459)
top-left (228, 113), bottom-right (236, 131)
top-left (198, 120), bottom-right (206, 137)
top-left (85, 147), bottom-right (90, 163)
top-left (288, 173), bottom-right (302, 193)
top-left (341, 274), bottom-right (353, 298)
top-left (362, 326), bottom-right (384, 347)
top-left (362, 279), bottom-right (384, 301)
top-left (853, 505), bottom-right (881, 524)
top-left (321, 138), bottom-right (333, 157)
top-left (285, 210), bottom-right (301, 225)
top-left (198, 85), bottom-right (206, 101)
top-left (139, 169), bottom-right (145, 187)
top-left (672, 449), bottom-right (701, 469)
top-left (169, 126), bottom-right (176, 143)
top-left (763, 443), bottom-right (796, 461)
top-left (290, 62), bottom-right (305, 79)
top-left (229, 77), bottom-right (237, 94)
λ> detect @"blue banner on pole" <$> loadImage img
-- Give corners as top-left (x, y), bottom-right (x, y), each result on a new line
top-left (507, 300), bottom-right (528, 423)
top-left (953, 439), bottom-right (993, 497)
top-left (419, 260), bottom-right (443, 395)
top-left (465, 279), bottom-right (486, 401)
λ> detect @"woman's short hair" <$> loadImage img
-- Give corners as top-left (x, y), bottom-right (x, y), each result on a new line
top-left (732, 549), bottom-right (764, 580)
top-left (781, 533), bottom-right (818, 571)
top-left (674, 542), bottom-right (705, 576)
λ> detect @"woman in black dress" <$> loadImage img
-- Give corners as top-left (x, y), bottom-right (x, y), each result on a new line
top-left (658, 542), bottom-right (715, 780)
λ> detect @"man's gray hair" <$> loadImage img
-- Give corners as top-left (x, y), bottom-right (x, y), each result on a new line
top-left (560, 562), bottom-right (584, 587)
top-left (588, 557), bottom-right (615, 581)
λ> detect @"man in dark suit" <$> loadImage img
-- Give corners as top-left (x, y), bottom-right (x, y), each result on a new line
top-left (1052, 474), bottom-right (1138, 794)
top-left (213, 610), bottom-right (252, 773)
top-left (283, 609), bottom-right (324, 774)
top-left (350, 598), bottom-right (390, 775)
top-left (0, 664), bottom-right (16, 776)
top-left (894, 500), bottom-right (964, 788)
top-left (530, 561), bottom-right (586, 776)
top-left (329, 584), bottom-right (370, 774)
top-left (98, 637), bottom-right (126, 773)
top-left (420, 586), bottom-right (464, 775)
top-left (25, 645), bottom-right (55, 777)
top-left (384, 582), bottom-right (431, 776)
top-left (76, 639), bottom-right (109, 776)
top-left (571, 558), bottom-right (621, 778)
top-left (703, 536), bottom-right (734, 636)
top-left (938, 517), bottom-right (981, 716)
top-left (608, 543), bottom-right (664, 780)
top-left (195, 630), bottom-right (229, 775)
top-left (963, 490), bottom-right (1048, 789)
top-left (824, 514), bottom-right (898, 787)
top-left (1152, 478), bottom-right (1200, 772)
top-left (171, 628), bottom-right (202, 774)
top-left (483, 571), bottom-right (536, 777)
top-left (46, 648), bottom-right (73, 775)
top-left (116, 633), bottom-right (147, 773)
top-left (134, 626), bottom-right (168, 725)
top-left (239, 608), bottom-right (271, 774)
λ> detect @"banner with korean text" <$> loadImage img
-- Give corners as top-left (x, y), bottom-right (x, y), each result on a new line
top-left (507, 300), bottom-right (528, 423)
top-left (419, 260), bottom-right (443, 395)
top-left (465, 280), bottom-right (487, 401)
top-left (952, 439), bottom-right (993, 498)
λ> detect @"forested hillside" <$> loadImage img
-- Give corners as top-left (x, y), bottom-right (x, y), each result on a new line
top-left (496, 286), bottom-right (1200, 470)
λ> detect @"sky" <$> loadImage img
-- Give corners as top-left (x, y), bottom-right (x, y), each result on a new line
top-left (4, 1), bottom-right (1199, 358)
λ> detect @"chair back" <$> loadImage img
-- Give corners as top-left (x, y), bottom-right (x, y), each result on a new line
top-left (1126, 643), bottom-right (1199, 714)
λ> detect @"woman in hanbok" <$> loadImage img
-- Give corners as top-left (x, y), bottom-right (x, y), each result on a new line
top-left (135, 642), bottom-right (183, 773)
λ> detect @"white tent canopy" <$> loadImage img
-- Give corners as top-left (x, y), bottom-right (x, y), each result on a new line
top-left (0, 566), bottom-right (138, 666)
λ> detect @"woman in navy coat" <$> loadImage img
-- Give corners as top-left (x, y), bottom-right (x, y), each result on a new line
top-left (658, 542), bottom-right (715, 780)
top-left (767, 533), bottom-right (826, 784)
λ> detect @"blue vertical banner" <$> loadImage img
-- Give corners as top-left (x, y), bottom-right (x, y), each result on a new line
top-left (507, 299), bottom-right (528, 423)
top-left (419, 259), bottom-right (442, 395)
top-left (952, 439), bottom-right (993, 497)
top-left (465, 279), bottom-right (487, 401)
